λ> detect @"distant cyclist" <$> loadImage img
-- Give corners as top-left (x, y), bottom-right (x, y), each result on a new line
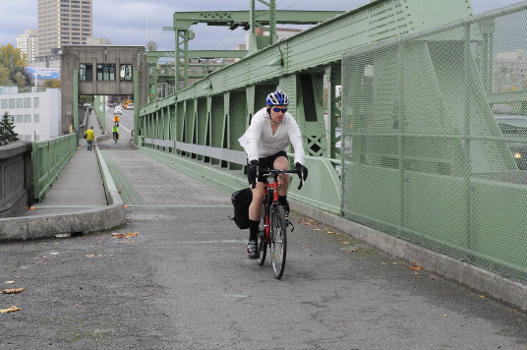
top-left (112, 123), bottom-right (119, 143)
top-left (238, 90), bottom-right (308, 259)
top-left (114, 114), bottom-right (120, 123)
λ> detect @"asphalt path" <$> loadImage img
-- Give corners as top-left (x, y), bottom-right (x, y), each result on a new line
top-left (0, 126), bottom-right (525, 349)
top-left (106, 107), bottom-right (134, 144)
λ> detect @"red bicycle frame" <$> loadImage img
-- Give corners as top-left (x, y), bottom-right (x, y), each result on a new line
top-left (263, 180), bottom-right (280, 242)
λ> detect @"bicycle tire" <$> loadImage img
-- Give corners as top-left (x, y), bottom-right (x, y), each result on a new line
top-left (270, 204), bottom-right (287, 279)
top-left (256, 218), bottom-right (267, 266)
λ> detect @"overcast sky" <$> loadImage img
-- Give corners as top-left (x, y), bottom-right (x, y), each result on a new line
top-left (0, 0), bottom-right (521, 52)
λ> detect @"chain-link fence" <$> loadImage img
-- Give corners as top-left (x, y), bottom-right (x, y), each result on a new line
top-left (341, 3), bottom-right (527, 282)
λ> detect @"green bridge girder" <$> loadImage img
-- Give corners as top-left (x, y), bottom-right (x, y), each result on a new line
top-left (172, 10), bottom-right (345, 30)
top-left (138, 0), bottom-right (477, 211)
top-left (168, 5), bottom-right (346, 90)
top-left (147, 50), bottom-right (249, 101)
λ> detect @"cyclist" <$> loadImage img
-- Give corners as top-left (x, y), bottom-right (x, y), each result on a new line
top-left (112, 123), bottom-right (119, 143)
top-left (114, 114), bottom-right (120, 123)
top-left (238, 90), bottom-right (308, 259)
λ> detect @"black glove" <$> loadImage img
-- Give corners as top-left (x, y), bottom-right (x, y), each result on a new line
top-left (295, 162), bottom-right (308, 181)
top-left (247, 160), bottom-right (259, 189)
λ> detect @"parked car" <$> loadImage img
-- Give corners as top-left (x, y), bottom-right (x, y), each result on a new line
top-left (114, 106), bottom-right (123, 115)
top-left (127, 103), bottom-right (134, 110)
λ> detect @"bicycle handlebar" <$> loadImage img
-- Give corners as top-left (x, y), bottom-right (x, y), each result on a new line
top-left (258, 167), bottom-right (305, 190)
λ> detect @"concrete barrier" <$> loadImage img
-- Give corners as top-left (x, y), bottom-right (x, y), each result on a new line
top-left (0, 146), bottom-right (125, 240)
top-left (0, 141), bottom-right (33, 218)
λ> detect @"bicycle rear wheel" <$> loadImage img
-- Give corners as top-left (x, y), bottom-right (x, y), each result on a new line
top-left (256, 216), bottom-right (267, 265)
top-left (270, 204), bottom-right (287, 279)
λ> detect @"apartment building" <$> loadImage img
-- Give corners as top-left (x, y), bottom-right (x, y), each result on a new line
top-left (37, 0), bottom-right (93, 57)
top-left (16, 29), bottom-right (38, 63)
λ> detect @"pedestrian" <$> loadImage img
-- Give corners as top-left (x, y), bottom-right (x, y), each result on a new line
top-left (84, 126), bottom-right (95, 151)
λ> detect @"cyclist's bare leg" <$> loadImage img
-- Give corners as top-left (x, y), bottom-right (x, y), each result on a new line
top-left (249, 182), bottom-right (266, 221)
top-left (273, 156), bottom-right (289, 196)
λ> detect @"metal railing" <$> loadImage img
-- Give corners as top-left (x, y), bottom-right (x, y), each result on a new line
top-left (341, 2), bottom-right (527, 282)
top-left (32, 133), bottom-right (77, 202)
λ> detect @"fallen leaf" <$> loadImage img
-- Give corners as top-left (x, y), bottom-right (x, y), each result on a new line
top-left (111, 232), bottom-right (139, 238)
top-left (347, 249), bottom-right (356, 253)
top-left (298, 218), bottom-right (319, 226)
top-left (55, 233), bottom-right (71, 238)
top-left (1, 288), bottom-right (25, 294)
top-left (340, 241), bottom-right (351, 245)
top-left (111, 232), bottom-right (126, 238)
top-left (4, 281), bottom-right (15, 284)
top-left (443, 314), bottom-right (448, 318)
top-left (380, 262), bottom-right (387, 265)
top-left (86, 254), bottom-right (96, 258)
top-left (392, 262), bottom-right (398, 265)
top-left (314, 228), bottom-right (322, 231)
top-left (0, 306), bottom-right (21, 314)
top-left (410, 263), bottom-right (422, 271)
top-left (29, 206), bottom-right (35, 210)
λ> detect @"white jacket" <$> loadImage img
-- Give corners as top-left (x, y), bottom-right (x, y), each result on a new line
top-left (238, 107), bottom-right (305, 165)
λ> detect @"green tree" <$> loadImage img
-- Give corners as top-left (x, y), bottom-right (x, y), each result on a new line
top-left (43, 79), bottom-right (62, 89)
top-left (0, 112), bottom-right (19, 145)
top-left (14, 71), bottom-right (26, 90)
top-left (0, 65), bottom-right (10, 85)
top-left (0, 44), bottom-right (26, 72)
top-left (9, 66), bottom-right (31, 90)
top-left (145, 40), bottom-right (158, 52)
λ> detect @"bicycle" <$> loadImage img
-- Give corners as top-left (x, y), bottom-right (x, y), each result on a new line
top-left (113, 132), bottom-right (119, 144)
top-left (256, 167), bottom-right (304, 279)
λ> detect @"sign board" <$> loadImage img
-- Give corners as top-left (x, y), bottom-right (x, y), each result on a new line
top-left (25, 67), bottom-right (60, 80)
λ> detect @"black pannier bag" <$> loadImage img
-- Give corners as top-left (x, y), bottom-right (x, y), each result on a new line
top-left (231, 188), bottom-right (252, 229)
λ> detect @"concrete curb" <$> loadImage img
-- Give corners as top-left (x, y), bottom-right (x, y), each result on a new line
top-left (290, 199), bottom-right (527, 312)
top-left (0, 147), bottom-right (126, 241)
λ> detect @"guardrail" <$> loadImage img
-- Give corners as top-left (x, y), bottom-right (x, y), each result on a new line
top-left (141, 137), bottom-right (342, 212)
top-left (0, 142), bottom-right (33, 217)
top-left (32, 133), bottom-right (77, 202)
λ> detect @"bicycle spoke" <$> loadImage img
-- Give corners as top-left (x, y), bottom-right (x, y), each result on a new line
top-left (271, 204), bottom-right (287, 279)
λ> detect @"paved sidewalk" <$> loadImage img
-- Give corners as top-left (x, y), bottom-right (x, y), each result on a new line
top-left (24, 111), bottom-right (107, 216)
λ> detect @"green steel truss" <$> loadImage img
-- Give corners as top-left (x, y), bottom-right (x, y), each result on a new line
top-left (169, 8), bottom-right (345, 89)
top-left (138, 0), bottom-right (478, 213)
top-left (147, 50), bottom-right (249, 101)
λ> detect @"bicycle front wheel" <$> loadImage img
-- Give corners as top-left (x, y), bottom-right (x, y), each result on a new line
top-left (270, 204), bottom-right (287, 279)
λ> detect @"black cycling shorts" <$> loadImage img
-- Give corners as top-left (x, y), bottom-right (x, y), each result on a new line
top-left (257, 151), bottom-right (288, 183)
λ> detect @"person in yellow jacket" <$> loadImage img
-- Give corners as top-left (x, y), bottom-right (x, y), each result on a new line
top-left (84, 126), bottom-right (95, 151)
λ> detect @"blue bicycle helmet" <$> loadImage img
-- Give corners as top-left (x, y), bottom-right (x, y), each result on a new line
top-left (266, 91), bottom-right (289, 106)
